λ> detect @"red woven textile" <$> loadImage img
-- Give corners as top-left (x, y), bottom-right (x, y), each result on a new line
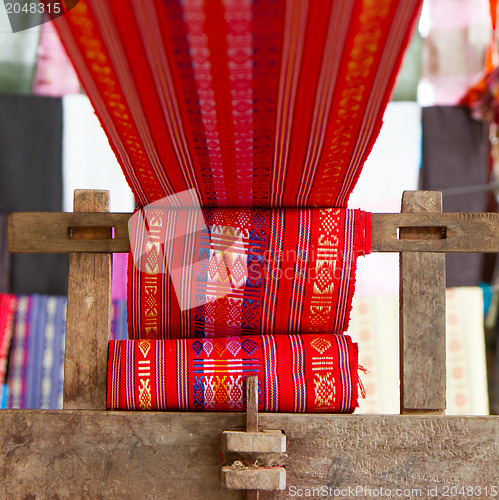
top-left (128, 208), bottom-right (371, 339)
top-left (107, 334), bottom-right (359, 412)
top-left (48, 0), bottom-right (421, 208)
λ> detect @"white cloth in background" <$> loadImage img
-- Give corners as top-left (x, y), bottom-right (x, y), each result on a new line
top-left (348, 287), bottom-right (489, 415)
top-left (62, 95), bottom-right (135, 213)
top-left (349, 102), bottom-right (421, 296)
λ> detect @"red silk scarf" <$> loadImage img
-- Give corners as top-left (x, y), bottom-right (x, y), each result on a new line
top-left (48, 0), bottom-right (421, 208)
top-left (107, 334), bottom-right (359, 412)
top-left (128, 208), bottom-right (371, 339)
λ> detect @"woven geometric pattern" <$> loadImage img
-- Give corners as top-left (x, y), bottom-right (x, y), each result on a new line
top-left (128, 208), bottom-right (371, 339)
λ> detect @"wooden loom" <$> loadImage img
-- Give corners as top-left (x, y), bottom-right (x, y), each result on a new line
top-left (2, 189), bottom-right (497, 498)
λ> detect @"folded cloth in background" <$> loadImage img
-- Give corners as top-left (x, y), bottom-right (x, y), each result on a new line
top-left (111, 299), bottom-right (128, 341)
top-left (0, 95), bottom-right (68, 295)
top-left (107, 334), bottom-right (359, 413)
top-left (128, 208), bottom-right (371, 339)
top-left (32, 23), bottom-right (80, 96)
top-left (421, 106), bottom-right (489, 287)
top-left (7, 295), bottom-right (66, 409)
top-left (348, 288), bottom-right (489, 415)
top-left (0, 9), bottom-right (40, 94)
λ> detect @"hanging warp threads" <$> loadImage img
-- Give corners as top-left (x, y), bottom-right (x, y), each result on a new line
top-left (46, 0), bottom-right (422, 209)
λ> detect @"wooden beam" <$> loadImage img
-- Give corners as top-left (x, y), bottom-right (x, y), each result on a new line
top-left (0, 411), bottom-right (495, 499)
top-left (7, 211), bottom-right (499, 254)
top-left (8, 212), bottom-right (129, 253)
top-left (372, 212), bottom-right (499, 252)
top-left (63, 190), bottom-right (111, 410)
top-left (399, 191), bottom-right (446, 414)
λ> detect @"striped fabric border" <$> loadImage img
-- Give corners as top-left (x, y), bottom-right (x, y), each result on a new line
top-left (288, 209), bottom-right (311, 333)
top-left (176, 339), bottom-right (189, 410)
top-left (124, 340), bottom-right (136, 409)
top-left (270, 0), bottom-right (308, 207)
top-left (155, 340), bottom-right (167, 410)
top-left (335, 334), bottom-right (355, 413)
top-left (0, 295), bottom-right (16, 393)
top-left (296, 0), bottom-right (355, 207)
top-left (332, 208), bottom-right (356, 333)
top-left (261, 334), bottom-right (279, 412)
top-left (260, 210), bottom-right (285, 334)
top-left (289, 334), bottom-right (306, 412)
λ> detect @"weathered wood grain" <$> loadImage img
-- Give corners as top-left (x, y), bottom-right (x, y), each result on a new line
top-left (223, 431), bottom-right (286, 455)
top-left (247, 376), bottom-right (259, 433)
top-left (372, 211), bottom-right (499, 252)
top-left (222, 468), bottom-right (286, 491)
top-left (8, 211), bottom-right (499, 253)
top-left (8, 212), bottom-right (129, 253)
top-left (399, 191), bottom-right (446, 413)
top-left (0, 411), bottom-right (495, 499)
top-left (63, 190), bottom-right (111, 410)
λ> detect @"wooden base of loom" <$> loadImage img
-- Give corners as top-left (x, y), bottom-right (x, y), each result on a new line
top-left (4, 190), bottom-right (498, 499)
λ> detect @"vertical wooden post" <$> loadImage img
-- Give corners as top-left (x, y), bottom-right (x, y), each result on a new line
top-left (399, 191), bottom-right (446, 415)
top-left (246, 376), bottom-right (259, 500)
top-left (63, 190), bottom-right (112, 410)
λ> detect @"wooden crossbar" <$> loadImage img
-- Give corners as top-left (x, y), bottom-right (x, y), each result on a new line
top-left (8, 211), bottom-right (499, 253)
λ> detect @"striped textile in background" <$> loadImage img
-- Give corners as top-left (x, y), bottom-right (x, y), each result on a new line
top-left (7, 295), bottom-right (67, 410)
top-left (111, 299), bottom-right (128, 341)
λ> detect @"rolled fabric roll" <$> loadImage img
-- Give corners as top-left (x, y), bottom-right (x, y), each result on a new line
top-left (107, 334), bottom-right (359, 413)
top-left (128, 208), bottom-right (371, 339)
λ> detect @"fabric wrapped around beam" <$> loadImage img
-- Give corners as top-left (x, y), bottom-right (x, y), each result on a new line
top-left (128, 208), bottom-right (371, 339)
top-left (47, 0), bottom-right (422, 209)
top-left (107, 334), bottom-right (359, 412)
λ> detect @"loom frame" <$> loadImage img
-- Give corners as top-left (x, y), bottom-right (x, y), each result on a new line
top-left (1, 189), bottom-right (497, 499)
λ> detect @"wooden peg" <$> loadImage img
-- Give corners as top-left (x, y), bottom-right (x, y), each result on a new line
top-left (221, 375), bottom-right (286, 494)
top-left (246, 375), bottom-right (258, 433)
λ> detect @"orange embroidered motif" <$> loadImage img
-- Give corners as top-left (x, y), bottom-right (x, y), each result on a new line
top-left (314, 372), bottom-right (336, 409)
top-left (311, 337), bottom-right (331, 355)
top-left (214, 376), bottom-right (229, 405)
top-left (308, 209), bottom-right (340, 332)
top-left (138, 378), bottom-right (152, 410)
top-left (138, 340), bottom-right (151, 358)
